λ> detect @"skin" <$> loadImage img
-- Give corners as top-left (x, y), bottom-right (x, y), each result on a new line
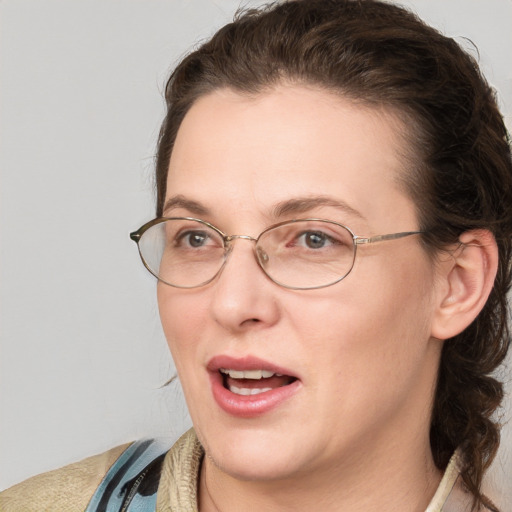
top-left (158, 85), bottom-right (446, 511)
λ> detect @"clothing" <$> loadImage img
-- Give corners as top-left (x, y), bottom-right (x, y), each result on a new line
top-left (0, 443), bottom-right (130, 512)
top-left (0, 429), bottom-right (475, 511)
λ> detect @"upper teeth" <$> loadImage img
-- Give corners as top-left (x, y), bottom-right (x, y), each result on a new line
top-left (220, 369), bottom-right (281, 379)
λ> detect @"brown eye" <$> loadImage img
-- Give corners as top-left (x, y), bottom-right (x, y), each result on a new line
top-left (303, 231), bottom-right (328, 249)
top-left (176, 230), bottom-right (210, 248)
top-left (295, 230), bottom-right (336, 249)
top-left (188, 232), bottom-right (208, 247)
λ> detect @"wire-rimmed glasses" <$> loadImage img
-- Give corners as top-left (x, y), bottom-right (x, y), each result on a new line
top-left (130, 217), bottom-right (422, 290)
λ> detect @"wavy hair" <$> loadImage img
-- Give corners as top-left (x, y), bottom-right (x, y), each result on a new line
top-left (154, 1), bottom-right (512, 509)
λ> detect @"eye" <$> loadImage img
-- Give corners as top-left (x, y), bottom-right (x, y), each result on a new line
top-left (176, 230), bottom-right (214, 248)
top-left (296, 230), bottom-right (335, 249)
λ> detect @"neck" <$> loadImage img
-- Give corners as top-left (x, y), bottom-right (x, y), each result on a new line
top-left (199, 431), bottom-right (442, 512)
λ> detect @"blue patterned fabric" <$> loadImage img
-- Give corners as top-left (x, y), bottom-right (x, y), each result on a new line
top-left (85, 438), bottom-right (174, 512)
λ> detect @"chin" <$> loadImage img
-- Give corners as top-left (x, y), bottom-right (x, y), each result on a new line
top-left (197, 425), bottom-right (311, 482)
top-left (210, 450), bottom-right (302, 482)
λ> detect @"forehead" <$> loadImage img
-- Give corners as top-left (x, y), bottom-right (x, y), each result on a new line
top-left (166, 85), bottom-right (417, 229)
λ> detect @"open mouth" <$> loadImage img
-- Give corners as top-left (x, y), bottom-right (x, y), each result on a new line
top-left (208, 356), bottom-right (301, 417)
top-left (220, 368), bottom-right (297, 396)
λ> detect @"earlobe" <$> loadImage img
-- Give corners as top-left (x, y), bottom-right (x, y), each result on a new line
top-left (431, 230), bottom-right (498, 340)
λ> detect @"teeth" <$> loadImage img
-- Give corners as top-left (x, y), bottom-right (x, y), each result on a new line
top-left (229, 386), bottom-right (273, 396)
top-left (220, 369), bottom-right (275, 379)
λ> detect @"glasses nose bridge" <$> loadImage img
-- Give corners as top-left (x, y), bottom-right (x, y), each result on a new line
top-left (223, 233), bottom-right (266, 267)
top-left (224, 234), bottom-right (258, 244)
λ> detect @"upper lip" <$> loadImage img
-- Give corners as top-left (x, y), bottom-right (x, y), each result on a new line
top-left (207, 355), bottom-right (299, 379)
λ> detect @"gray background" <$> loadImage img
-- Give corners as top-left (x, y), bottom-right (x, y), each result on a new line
top-left (1, 0), bottom-right (511, 507)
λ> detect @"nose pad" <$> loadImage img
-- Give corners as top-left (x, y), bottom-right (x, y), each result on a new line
top-left (224, 242), bottom-right (234, 256)
top-left (256, 246), bottom-right (269, 265)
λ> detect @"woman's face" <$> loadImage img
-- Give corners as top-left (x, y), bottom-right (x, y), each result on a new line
top-left (158, 85), bottom-right (442, 481)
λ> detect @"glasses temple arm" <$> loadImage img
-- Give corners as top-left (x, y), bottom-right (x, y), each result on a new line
top-left (354, 231), bottom-right (423, 245)
top-left (130, 231), bottom-right (142, 242)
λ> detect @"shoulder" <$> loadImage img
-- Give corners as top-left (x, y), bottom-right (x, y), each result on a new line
top-left (0, 443), bottom-right (131, 512)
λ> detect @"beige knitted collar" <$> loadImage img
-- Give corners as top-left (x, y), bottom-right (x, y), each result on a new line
top-left (156, 429), bottom-right (467, 512)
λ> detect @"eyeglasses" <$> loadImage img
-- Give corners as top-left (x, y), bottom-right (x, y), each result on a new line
top-left (130, 217), bottom-right (422, 290)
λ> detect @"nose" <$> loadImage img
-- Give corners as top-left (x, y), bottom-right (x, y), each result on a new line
top-left (210, 238), bottom-right (280, 332)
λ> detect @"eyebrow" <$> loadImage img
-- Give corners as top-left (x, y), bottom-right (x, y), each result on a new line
top-left (163, 195), bottom-right (211, 216)
top-left (272, 196), bottom-right (366, 221)
top-left (162, 194), bottom-right (366, 222)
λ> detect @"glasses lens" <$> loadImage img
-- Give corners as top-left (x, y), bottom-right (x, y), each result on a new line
top-left (257, 220), bottom-right (355, 288)
top-left (138, 219), bottom-right (226, 288)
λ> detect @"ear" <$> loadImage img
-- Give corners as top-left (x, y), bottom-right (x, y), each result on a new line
top-left (430, 229), bottom-right (498, 340)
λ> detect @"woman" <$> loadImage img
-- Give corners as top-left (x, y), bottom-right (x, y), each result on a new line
top-left (1, 0), bottom-right (511, 511)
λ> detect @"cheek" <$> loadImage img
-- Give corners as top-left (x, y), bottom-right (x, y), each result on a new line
top-left (157, 285), bottom-right (207, 365)
top-left (298, 251), bottom-right (435, 388)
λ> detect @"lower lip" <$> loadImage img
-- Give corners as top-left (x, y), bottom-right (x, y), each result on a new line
top-left (209, 372), bottom-right (301, 418)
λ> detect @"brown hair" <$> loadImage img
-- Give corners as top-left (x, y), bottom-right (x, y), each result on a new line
top-left (155, 1), bottom-right (512, 509)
